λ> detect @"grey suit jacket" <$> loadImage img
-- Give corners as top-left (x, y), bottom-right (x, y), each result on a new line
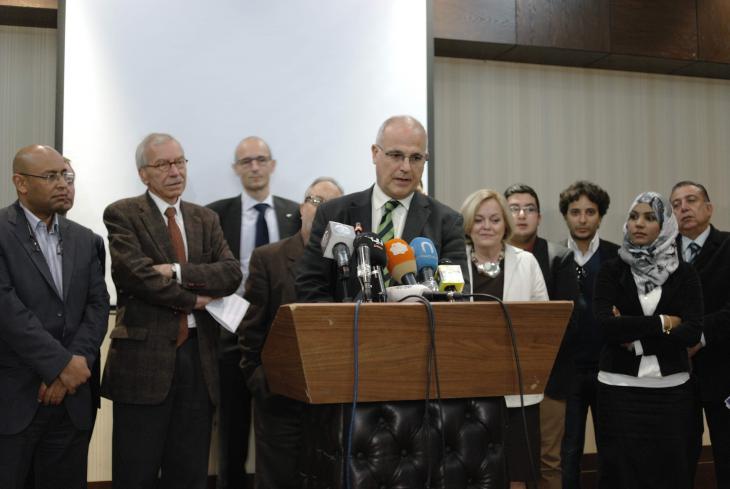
top-left (296, 187), bottom-right (468, 302)
top-left (101, 193), bottom-right (241, 405)
top-left (0, 201), bottom-right (109, 434)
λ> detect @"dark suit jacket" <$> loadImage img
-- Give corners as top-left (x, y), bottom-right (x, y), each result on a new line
top-left (678, 225), bottom-right (730, 401)
top-left (238, 233), bottom-right (304, 400)
top-left (594, 258), bottom-right (703, 377)
top-left (0, 202), bottom-right (109, 434)
top-left (296, 187), bottom-right (467, 302)
top-left (207, 194), bottom-right (301, 361)
top-left (532, 237), bottom-right (579, 398)
top-left (206, 194), bottom-right (301, 261)
top-left (101, 193), bottom-right (241, 405)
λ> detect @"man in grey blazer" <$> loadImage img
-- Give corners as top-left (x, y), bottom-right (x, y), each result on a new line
top-left (207, 136), bottom-right (301, 489)
top-left (0, 145), bottom-right (109, 489)
top-left (103, 133), bottom-right (242, 488)
top-left (296, 115), bottom-right (467, 302)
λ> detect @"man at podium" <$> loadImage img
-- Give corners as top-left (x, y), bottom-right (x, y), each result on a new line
top-left (296, 114), bottom-right (468, 301)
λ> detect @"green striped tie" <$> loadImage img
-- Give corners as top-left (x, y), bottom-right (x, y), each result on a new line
top-left (377, 200), bottom-right (399, 284)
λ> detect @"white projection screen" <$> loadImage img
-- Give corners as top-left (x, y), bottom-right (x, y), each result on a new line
top-left (61, 0), bottom-right (428, 301)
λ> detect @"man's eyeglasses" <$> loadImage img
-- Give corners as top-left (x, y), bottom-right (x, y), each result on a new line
top-left (508, 205), bottom-right (538, 215)
top-left (235, 155), bottom-right (271, 167)
top-left (375, 145), bottom-right (426, 167)
top-left (145, 157), bottom-right (188, 172)
top-left (305, 195), bottom-right (326, 207)
top-left (18, 171), bottom-right (75, 184)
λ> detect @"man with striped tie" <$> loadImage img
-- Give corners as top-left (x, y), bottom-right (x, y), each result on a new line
top-left (296, 115), bottom-right (468, 302)
top-left (670, 181), bottom-right (730, 488)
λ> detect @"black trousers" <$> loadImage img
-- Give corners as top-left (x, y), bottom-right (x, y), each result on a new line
top-left (597, 381), bottom-right (696, 489)
top-left (217, 359), bottom-right (252, 489)
top-left (0, 405), bottom-right (89, 489)
top-left (252, 394), bottom-right (304, 489)
top-left (112, 338), bottom-right (213, 489)
top-left (704, 397), bottom-right (730, 488)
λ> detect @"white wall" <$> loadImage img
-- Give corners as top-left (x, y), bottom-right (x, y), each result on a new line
top-left (433, 58), bottom-right (730, 243)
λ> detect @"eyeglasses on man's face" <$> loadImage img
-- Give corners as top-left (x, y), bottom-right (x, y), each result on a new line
top-left (145, 157), bottom-right (188, 172)
top-left (18, 171), bottom-right (75, 185)
top-left (305, 195), bottom-right (326, 207)
top-left (235, 155), bottom-right (271, 167)
top-left (508, 204), bottom-right (538, 216)
top-left (375, 144), bottom-right (426, 167)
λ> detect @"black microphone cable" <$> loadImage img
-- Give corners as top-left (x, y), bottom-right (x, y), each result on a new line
top-left (466, 293), bottom-right (539, 489)
top-left (345, 299), bottom-right (362, 489)
top-left (398, 295), bottom-right (446, 489)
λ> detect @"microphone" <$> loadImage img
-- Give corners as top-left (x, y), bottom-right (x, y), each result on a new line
top-left (353, 233), bottom-right (385, 302)
top-left (410, 237), bottom-right (439, 291)
top-left (436, 257), bottom-right (465, 293)
top-left (352, 232), bottom-right (387, 302)
top-left (384, 239), bottom-right (418, 285)
top-left (386, 284), bottom-right (466, 302)
top-left (321, 221), bottom-right (356, 279)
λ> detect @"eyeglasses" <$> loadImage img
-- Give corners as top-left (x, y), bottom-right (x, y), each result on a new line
top-left (305, 195), bottom-right (326, 207)
top-left (146, 157), bottom-right (188, 171)
top-left (508, 204), bottom-right (538, 215)
top-left (235, 155), bottom-right (271, 167)
top-left (375, 145), bottom-right (426, 167)
top-left (18, 171), bottom-right (75, 184)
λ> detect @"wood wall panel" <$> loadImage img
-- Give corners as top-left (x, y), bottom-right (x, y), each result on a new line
top-left (609, 0), bottom-right (697, 60)
top-left (515, 0), bottom-right (609, 52)
top-left (697, 0), bottom-right (730, 63)
top-left (433, 0), bottom-right (516, 44)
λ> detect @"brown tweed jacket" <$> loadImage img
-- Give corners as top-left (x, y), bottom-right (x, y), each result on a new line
top-left (100, 193), bottom-right (242, 405)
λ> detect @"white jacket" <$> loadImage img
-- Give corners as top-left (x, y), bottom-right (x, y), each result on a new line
top-left (466, 244), bottom-right (549, 407)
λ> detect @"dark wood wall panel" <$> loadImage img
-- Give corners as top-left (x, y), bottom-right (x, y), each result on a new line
top-left (697, 0), bottom-right (730, 63)
top-left (515, 0), bottom-right (609, 52)
top-left (609, 0), bottom-right (697, 60)
top-left (433, 0), bottom-right (516, 44)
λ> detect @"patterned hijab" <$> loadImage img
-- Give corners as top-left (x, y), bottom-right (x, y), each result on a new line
top-left (618, 191), bottom-right (679, 294)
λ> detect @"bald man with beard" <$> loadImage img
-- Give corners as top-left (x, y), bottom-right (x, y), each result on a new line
top-left (0, 145), bottom-right (109, 489)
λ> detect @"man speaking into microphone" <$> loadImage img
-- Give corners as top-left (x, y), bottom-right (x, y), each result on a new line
top-left (296, 115), bottom-right (468, 301)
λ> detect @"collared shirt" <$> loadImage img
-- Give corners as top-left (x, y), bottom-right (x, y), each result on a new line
top-left (20, 202), bottom-right (63, 296)
top-left (681, 225), bottom-right (711, 262)
top-left (148, 191), bottom-right (196, 328)
top-left (371, 184), bottom-right (415, 238)
top-left (567, 233), bottom-right (601, 267)
top-left (240, 192), bottom-right (280, 292)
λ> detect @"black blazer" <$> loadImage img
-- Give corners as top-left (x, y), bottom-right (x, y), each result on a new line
top-left (594, 258), bottom-right (703, 378)
top-left (532, 237), bottom-right (578, 398)
top-left (207, 194), bottom-right (301, 260)
top-left (295, 187), bottom-right (467, 302)
top-left (0, 202), bottom-right (109, 434)
top-left (678, 225), bottom-right (730, 401)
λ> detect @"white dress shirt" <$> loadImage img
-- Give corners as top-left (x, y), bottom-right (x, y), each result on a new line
top-left (371, 184), bottom-right (414, 237)
top-left (240, 193), bottom-right (280, 291)
top-left (20, 202), bottom-right (63, 296)
top-left (567, 233), bottom-right (601, 267)
top-left (681, 226), bottom-right (710, 262)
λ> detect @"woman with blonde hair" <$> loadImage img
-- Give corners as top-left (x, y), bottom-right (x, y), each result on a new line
top-left (460, 189), bottom-right (548, 489)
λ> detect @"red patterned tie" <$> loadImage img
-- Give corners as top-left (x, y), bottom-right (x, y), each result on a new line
top-left (165, 207), bottom-right (188, 346)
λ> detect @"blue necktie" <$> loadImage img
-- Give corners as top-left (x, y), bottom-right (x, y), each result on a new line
top-left (254, 203), bottom-right (270, 248)
top-left (687, 242), bottom-right (701, 263)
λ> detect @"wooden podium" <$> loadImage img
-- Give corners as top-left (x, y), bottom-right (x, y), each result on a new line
top-left (261, 301), bottom-right (573, 489)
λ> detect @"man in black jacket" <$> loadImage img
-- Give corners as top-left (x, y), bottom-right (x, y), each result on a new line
top-left (558, 181), bottom-right (619, 489)
top-left (505, 184), bottom-right (578, 489)
top-left (670, 180), bottom-right (730, 488)
top-left (207, 136), bottom-right (301, 489)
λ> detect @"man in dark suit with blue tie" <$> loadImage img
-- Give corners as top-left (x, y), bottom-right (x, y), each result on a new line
top-left (207, 136), bottom-right (301, 489)
top-left (670, 180), bottom-right (730, 488)
top-left (0, 145), bottom-right (109, 489)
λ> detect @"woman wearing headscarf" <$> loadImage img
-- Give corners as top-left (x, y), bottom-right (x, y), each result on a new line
top-left (593, 191), bottom-right (703, 489)
top-left (460, 189), bottom-right (548, 489)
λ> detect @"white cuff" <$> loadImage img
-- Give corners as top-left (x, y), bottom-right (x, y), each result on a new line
top-left (633, 340), bottom-right (643, 356)
top-left (173, 263), bottom-right (182, 284)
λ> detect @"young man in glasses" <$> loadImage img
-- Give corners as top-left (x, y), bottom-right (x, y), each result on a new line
top-left (558, 181), bottom-right (618, 489)
top-left (206, 136), bottom-right (301, 489)
top-left (238, 176), bottom-right (343, 489)
top-left (0, 145), bottom-right (109, 489)
top-left (504, 184), bottom-right (578, 489)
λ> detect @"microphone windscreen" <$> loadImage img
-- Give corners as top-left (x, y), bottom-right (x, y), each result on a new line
top-left (352, 233), bottom-right (387, 267)
top-left (384, 239), bottom-right (417, 284)
top-left (410, 237), bottom-right (438, 273)
top-left (321, 221), bottom-right (356, 258)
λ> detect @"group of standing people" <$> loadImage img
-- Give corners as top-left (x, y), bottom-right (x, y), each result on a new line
top-left (1, 114), bottom-right (728, 489)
